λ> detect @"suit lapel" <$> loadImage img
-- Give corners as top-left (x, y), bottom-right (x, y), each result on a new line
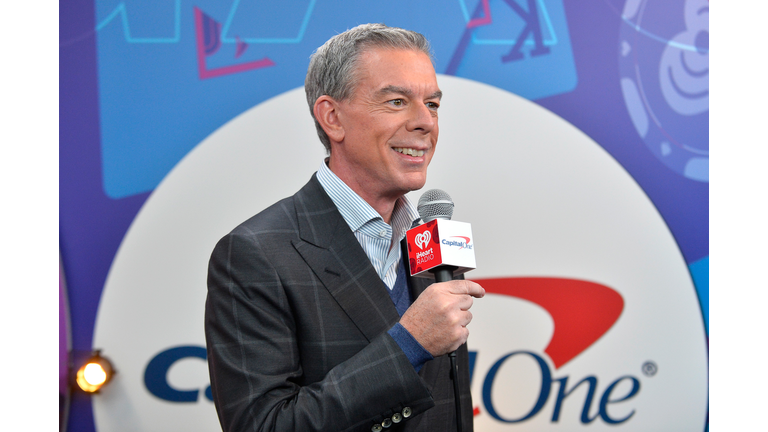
top-left (291, 175), bottom-right (401, 342)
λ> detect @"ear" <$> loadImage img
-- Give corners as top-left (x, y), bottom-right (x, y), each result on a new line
top-left (313, 95), bottom-right (345, 144)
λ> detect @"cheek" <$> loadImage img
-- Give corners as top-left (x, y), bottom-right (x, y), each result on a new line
top-left (425, 152), bottom-right (435, 167)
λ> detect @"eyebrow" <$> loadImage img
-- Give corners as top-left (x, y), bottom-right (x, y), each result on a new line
top-left (378, 85), bottom-right (443, 101)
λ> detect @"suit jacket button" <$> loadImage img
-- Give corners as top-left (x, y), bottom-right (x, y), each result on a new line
top-left (371, 424), bottom-right (382, 432)
top-left (402, 407), bottom-right (412, 418)
top-left (392, 413), bottom-right (403, 423)
top-left (382, 418), bottom-right (392, 428)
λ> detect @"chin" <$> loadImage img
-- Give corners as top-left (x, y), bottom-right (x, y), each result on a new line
top-left (392, 171), bottom-right (428, 195)
top-left (404, 179), bottom-right (428, 193)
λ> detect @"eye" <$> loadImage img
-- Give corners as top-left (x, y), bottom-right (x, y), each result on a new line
top-left (426, 101), bottom-right (440, 110)
top-left (389, 99), bottom-right (404, 107)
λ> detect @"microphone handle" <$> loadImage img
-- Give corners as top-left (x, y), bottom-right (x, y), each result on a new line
top-left (429, 265), bottom-right (463, 432)
top-left (431, 266), bottom-right (456, 283)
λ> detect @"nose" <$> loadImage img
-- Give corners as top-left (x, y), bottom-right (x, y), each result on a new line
top-left (407, 102), bottom-right (437, 134)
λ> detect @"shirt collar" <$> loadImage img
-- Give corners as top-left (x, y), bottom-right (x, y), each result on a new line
top-left (316, 160), bottom-right (419, 238)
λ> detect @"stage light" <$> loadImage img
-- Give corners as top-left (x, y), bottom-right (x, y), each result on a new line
top-left (75, 351), bottom-right (115, 393)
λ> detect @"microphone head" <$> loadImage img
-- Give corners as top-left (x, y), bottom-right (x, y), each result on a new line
top-left (417, 189), bottom-right (454, 222)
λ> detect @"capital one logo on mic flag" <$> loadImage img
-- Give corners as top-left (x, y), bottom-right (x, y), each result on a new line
top-left (415, 231), bottom-right (431, 249)
top-left (406, 219), bottom-right (476, 278)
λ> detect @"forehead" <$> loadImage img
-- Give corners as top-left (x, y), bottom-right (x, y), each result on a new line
top-left (352, 48), bottom-right (438, 95)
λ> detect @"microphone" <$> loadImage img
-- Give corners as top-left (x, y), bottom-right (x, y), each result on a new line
top-left (417, 188), bottom-right (454, 223)
top-left (406, 189), bottom-right (476, 281)
top-left (418, 190), bottom-right (456, 282)
top-left (410, 189), bottom-right (473, 432)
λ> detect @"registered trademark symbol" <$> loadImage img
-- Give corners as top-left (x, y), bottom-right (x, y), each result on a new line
top-left (642, 361), bottom-right (658, 377)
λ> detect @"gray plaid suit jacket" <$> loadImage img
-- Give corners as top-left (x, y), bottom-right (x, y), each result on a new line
top-left (205, 174), bottom-right (474, 432)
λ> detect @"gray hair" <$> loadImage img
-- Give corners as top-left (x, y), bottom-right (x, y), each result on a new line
top-left (305, 23), bottom-right (433, 153)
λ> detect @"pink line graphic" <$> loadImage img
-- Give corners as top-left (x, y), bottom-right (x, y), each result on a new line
top-left (194, 7), bottom-right (275, 80)
top-left (467, 0), bottom-right (492, 28)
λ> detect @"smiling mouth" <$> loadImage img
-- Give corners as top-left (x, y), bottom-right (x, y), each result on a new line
top-left (393, 147), bottom-right (425, 157)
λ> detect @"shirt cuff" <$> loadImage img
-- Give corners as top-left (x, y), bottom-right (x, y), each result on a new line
top-left (387, 323), bottom-right (434, 372)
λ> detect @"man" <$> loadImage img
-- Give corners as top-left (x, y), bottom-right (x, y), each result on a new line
top-left (205, 23), bottom-right (485, 432)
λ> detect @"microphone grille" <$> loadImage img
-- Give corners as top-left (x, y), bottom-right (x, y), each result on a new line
top-left (417, 189), bottom-right (454, 222)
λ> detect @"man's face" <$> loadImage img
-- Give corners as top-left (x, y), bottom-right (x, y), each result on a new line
top-left (329, 48), bottom-right (441, 205)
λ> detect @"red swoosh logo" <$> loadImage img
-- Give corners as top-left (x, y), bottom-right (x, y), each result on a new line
top-left (474, 277), bottom-right (624, 369)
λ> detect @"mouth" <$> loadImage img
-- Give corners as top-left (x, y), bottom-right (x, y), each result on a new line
top-left (393, 147), bottom-right (425, 157)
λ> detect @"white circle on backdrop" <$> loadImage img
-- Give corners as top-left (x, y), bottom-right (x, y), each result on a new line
top-left (93, 75), bottom-right (707, 431)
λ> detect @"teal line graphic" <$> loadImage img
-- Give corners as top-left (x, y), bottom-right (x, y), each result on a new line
top-left (688, 256), bottom-right (708, 334)
top-left (621, 16), bottom-right (708, 53)
top-left (96, 0), bottom-right (182, 43)
top-left (458, 0), bottom-right (558, 46)
top-left (221, 0), bottom-right (317, 44)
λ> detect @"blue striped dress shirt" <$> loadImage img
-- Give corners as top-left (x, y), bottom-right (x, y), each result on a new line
top-left (316, 161), bottom-right (419, 290)
top-left (316, 161), bottom-right (433, 370)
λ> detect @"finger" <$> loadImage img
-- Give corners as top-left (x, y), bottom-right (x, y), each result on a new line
top-left (465, 281), bottom-right (485, 298)
top-left (444, 280), bottom-right (473, 295)
top-left (463, 310), bottom-right (473, 326)
top-left (448, 280), bottom-right (485, 297)
top-left (457, 327), bottom-right (470, 348)
top-left (457, 294), bottom-right (474, 311)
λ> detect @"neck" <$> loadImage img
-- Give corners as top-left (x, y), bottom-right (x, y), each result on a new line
top-left (327, 159), bottom-right (400, 224)
top-left (349, 184), bottom-right (399, 225)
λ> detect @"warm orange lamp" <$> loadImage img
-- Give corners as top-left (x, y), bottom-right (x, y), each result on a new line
top-left (75, 351), bottom-right (115, 393)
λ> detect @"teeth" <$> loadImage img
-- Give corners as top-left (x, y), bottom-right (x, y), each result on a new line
top-left (394, 147), bottom-right (425, 157)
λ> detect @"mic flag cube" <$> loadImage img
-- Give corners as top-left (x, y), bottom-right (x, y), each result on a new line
top-left (406, 219), bottom-right (476, 278)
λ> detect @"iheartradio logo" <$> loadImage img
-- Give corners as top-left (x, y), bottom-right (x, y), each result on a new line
top-left (415, 231), bottom-right (431, 249)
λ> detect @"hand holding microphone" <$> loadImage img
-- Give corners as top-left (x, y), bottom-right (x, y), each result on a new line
top-left (399, 189), bottom-right (484, 357)
top-left (399, 278), bottom-right (484, 356)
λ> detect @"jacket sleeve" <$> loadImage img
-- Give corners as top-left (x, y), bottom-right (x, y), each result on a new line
top-left (204, 230), bottom-right (435, 432)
